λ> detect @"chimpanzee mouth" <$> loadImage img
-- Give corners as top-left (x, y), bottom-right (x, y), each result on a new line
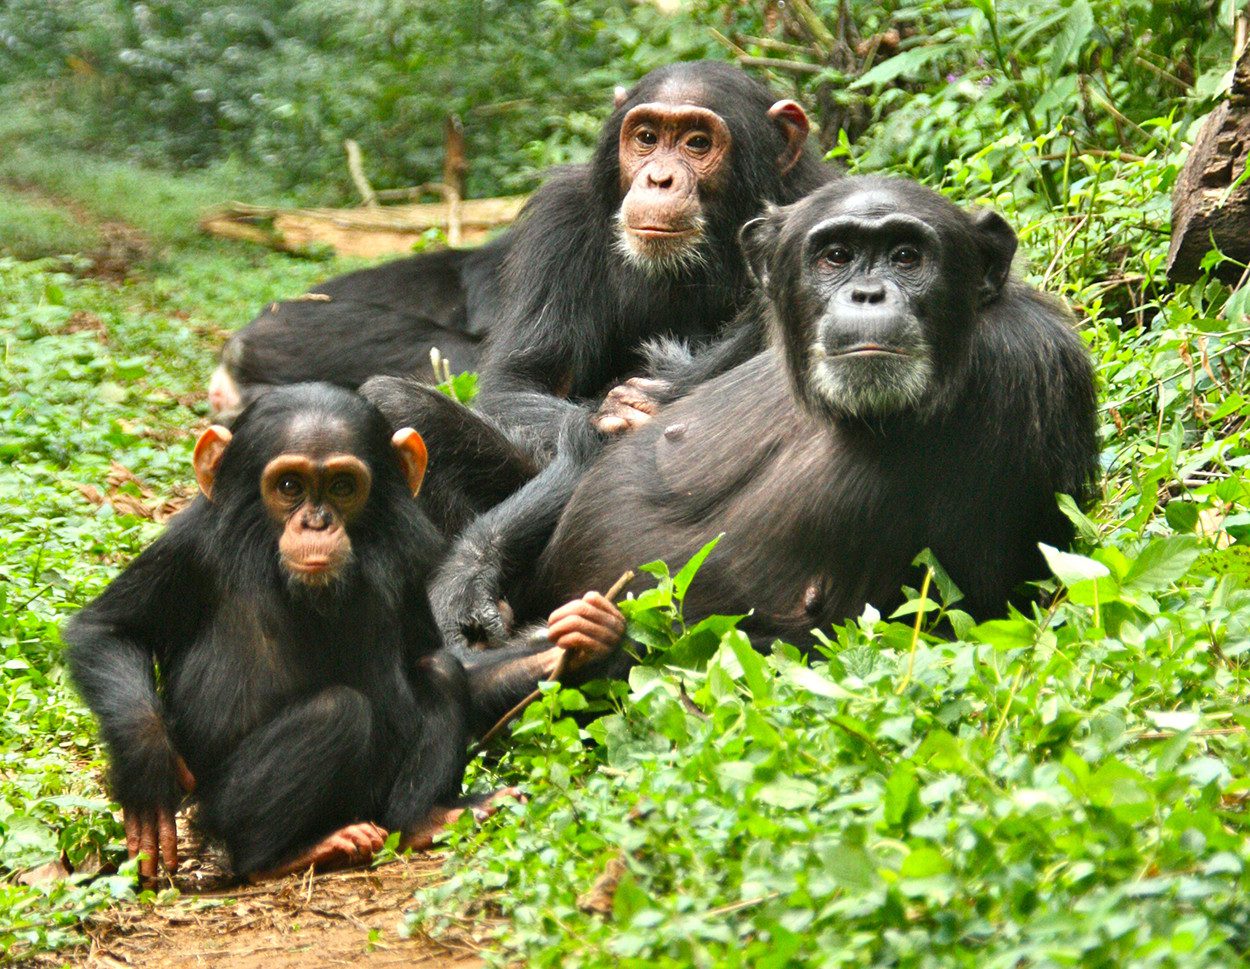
top-left (628, 225), bottom-right (700, 239)
top-left (615, 211), bottom-right (708, 276)
top-left (822, 343), bottom-right (912, 358)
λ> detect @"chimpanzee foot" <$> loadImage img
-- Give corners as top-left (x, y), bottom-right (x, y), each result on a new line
top-left (399, 787), bottom-right (527, 851)
top-left (249, 821), bottom-right (388, 881)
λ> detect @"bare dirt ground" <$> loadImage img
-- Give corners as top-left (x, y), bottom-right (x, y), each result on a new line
top-left (28, 819), bottom-right (490, 968)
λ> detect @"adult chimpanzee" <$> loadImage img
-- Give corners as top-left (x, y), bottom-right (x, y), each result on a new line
top-left (207, 234), bottom-right (511, 419)
top-left (434, 176), bottom-right (1099, 715)
top-left (65, 384), bottom-right (486, 880)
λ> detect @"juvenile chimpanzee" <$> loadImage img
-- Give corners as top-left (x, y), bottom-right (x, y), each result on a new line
top-left (436, 177), bottom-right (1099, 714)
top-left (208, 234), bottom-right (510, 419)
top-left (65, 384), bottom-right (479, 880)
top-left (359, 61), bottom-right (829, 534)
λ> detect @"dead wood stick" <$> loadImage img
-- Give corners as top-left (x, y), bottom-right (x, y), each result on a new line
top-left (344, 140), bottom-right (378, 208)
top-left (475, 570), bottom-right (635, 748)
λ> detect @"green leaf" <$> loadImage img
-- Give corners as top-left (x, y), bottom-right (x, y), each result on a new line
top-left (1047, 0), bottom-right (1093, 76)
top-left (850, 44), bottom-right (957, 89)
top-left (672, 534), bottom-right (722, 603)
top-left (757, 775), bottom-right (820, 809)
top-left (1040, 543), bottom-right (1111, 585)
top-left (1123, 535), bottom-right (1201, 591)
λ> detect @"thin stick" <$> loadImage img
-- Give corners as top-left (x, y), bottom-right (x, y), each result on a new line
top-left (476, 570), bottom-right (635, 748)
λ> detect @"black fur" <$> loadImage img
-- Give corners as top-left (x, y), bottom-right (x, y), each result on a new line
top-left (64, 384), bottom-right (471, 876)
top-left (216, 234), bottom-right (511, 416)
top-left (437, 177), bottom-right (1098, 714)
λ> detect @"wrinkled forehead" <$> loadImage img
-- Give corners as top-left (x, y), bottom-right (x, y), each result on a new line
top-left (275, 412), bottom-right (364, 459)
top-left (835, 188), bottom-right (904, 220)
top-left (650, 77), bottom-right (708, 107)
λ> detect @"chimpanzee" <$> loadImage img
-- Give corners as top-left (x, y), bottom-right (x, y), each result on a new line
top-left (207, 234), bottom-right (511, 419)
top-left (223, 62), bottom-right (828, 463)
top-left (64, 384), bottom-right (487, 880)
top-left (357, 61), bottom-right (830, 535)
top-left (433, 176), bottom-right (1100, 716)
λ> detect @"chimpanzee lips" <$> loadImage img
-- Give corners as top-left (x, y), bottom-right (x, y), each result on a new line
top-left (628, 224), bottom-right (699, 238)
top-left (815, 343), bottom-right (912, 359)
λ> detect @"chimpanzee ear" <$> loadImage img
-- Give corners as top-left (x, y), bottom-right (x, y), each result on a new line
top-left (613, 85), bottom-right (629, 109)
top-left (192, 425), bottom-right (233, 501)
top-left (739, 206), bottom-right (782, 291)
top-left (391, 427), bottom-right (428, 498)
top-left (971, 207), bottom-right (1017, 303)
top-left (767, 100), bottom-right (810, 176)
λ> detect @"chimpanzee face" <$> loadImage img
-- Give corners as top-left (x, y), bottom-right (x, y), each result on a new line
top-left (191, 386), bottom-right (427, 597)
top-left (742, 178), bottom-right (1017, 422)
top-left (798, 188), bottom-right (940, 418)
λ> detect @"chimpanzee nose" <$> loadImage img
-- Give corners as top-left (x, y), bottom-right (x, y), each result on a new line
top-left (850, 281), bottom-right (887, 304)
top-left (303, 508), bottom-right (333, 531)
top-left (647, 169), bottom-right (674, 189)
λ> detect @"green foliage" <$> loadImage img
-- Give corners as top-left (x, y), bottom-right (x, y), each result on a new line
top-left (0, 1), bottom-right (720, 200)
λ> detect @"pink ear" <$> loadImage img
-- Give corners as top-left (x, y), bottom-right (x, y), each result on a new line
top-left (391, 427), bottom-right (428, 498)
top-left (192, 425), bottom-right (233, 500)
top-left (767, 99), bottom-right (811, 176)
top-left (614, 85), bottom-right (629, 108)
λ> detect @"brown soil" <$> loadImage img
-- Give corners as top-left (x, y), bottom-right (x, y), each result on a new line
top-left (29, 818), bottom-right (490, 968)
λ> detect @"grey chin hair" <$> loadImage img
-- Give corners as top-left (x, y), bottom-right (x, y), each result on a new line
top-left (613, 208), bottom-right (709, 278)
top-left (806, 345), bottom-right (936, 420)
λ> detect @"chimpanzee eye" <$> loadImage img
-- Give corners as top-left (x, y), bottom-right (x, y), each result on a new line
top-left (892, 245), bottom-right (922, 268)
top-left (329, 476), bottom-right (356, 498)
top-left (820, 245), bottom-right (853, 268)
top-left (636, 129), bottom-right (658, 147)
top-left (277, 475), bottom-right (303, 497)
top-left (686, 133), bottom-right (712, 153)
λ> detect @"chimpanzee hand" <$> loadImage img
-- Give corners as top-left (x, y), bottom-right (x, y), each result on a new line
top-left (429, 555), bottom-right (512, 654)
top-left (123, 754), bottom-right (195, 881)
top-left (593, 377), bottom-right (671, 435)
top-left (546, 591), bottom-right (626, 671)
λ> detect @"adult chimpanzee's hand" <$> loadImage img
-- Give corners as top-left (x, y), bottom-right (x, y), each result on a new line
top-left (429, 552), bottom-right (512, 655)
top-left (546, 591), bottom-right (625, 670)
top-left (593, 377), bottom-right (671, 435)
top-left (123, 755), bottom-right (195, 881)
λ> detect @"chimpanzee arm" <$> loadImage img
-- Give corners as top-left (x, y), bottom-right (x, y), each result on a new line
top-left (641, 298), bottom-right (769, 403)
top-left (384, 649), bottom-right (473, 830)
top-left (64, 512), bottom-right (210, 814)
top-left (428, 412), bottom-right (603, 661)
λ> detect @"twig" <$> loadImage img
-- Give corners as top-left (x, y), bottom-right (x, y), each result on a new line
top-left (736, 55), bottom-right (824, 76)
top-left (894, 568), bottom-right (933, 695)
top-left (475, 570), bottom-right (636, 748)
top-left (1132, 726), bottom-right (1246, 742)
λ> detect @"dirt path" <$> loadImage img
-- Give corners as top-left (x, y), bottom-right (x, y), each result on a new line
top-left (2, 179), bottom-right (152, 279)
top-left (37, 820), bottom-right (488, 968)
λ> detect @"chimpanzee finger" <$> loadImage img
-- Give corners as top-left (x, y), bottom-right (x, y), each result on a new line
top-left (548, 595), bottom-right (625, 640)
top-left (138, 810), bottom-right (158, 880)
top-left (548, 615), bottom-right (622, 650)
top-left (158, 806), bottom-right (178, 872)
top-left (553, 632), bottom-right (616, 659)
top-left (592, 413), bottom-right (630, 434)
top-left (174, 755), bottom-right (196, 794)
top-left (547, 609), bottom-right (621, 646)
top-left (124, 808), bottom-right (141, 860)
